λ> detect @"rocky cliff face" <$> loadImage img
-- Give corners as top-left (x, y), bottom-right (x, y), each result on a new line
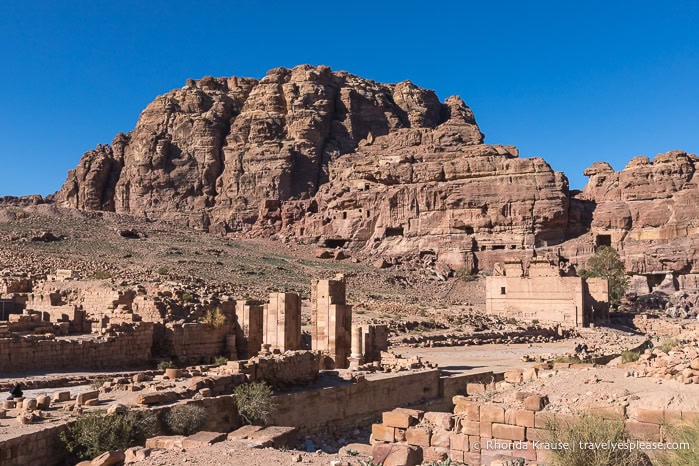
top-left (51, 65), bottom-right (699, 288)
top-left (58, 65), bottom-right (480, 229)
top-left (282, 120), bottom-right (570, 271)
top-left (57, 65), bottom-right (575, 270)
top-left (579, 151), bottom-right (699, 281)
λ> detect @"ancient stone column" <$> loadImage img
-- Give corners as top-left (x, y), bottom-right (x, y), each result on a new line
top-left (311, 275), bottom-right (352, 369)
top-left (262, 293), bottom-right (301, 352)
top-left (351, 325), bottom-right (363, 359)
top-left (349, 325), bottom-right (363, 370)
top-left (235, 300), bottom-right (264, 359)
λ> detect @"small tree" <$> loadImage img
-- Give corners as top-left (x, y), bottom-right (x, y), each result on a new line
top-left (233, 382), bottom-right (277, 426)
top-left (578, 246), bottom-right (628, 305)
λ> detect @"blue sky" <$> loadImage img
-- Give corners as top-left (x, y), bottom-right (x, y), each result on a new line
top-left (1, 1), bottom-right (698, 195)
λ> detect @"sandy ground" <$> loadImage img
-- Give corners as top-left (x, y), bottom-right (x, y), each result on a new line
top-left (138, 440), bottom-right (371, 466)
top-left (394, 341), bottom-right (573, 375)
top-left (492, 365), bottom-right (699, 413)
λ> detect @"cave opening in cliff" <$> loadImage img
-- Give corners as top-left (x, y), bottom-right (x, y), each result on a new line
top-left (595, 234), bottom-right (612, 248)
top-left (323, 238), bottom-right (348, 248)
top-left (385, 226), bottom-right (404, 237)
top-left (647, 273), bottom-right (665, 292)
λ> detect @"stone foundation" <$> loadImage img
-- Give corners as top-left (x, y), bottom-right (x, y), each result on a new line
top-left (221, 351), bottom-right (319, 389)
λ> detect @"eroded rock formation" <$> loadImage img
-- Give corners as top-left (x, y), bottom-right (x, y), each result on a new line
top-left (58, 66), bottom-right (474, 230)
top-left (56, 64), bottom-right (699, 287)
top-left (57, 65), bottom-right (574, 270)
top-left (576, 150), bottom-right (699, 291)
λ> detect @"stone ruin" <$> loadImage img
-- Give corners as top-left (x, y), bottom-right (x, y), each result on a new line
top-left (234, 274), bottom-right (386, 370)
top-left (263, 292), bottom-right (301, 352)
top-left (312, 275), bottom-right (352, 369)
top-left (234, 299), bottom-right (263, 359)
top-left (0, 270), bottom-right (386, 373)
top-left (485, 258), bottom-right (609, 327)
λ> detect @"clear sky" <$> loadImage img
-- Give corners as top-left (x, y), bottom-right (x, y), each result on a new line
top-left (1, 1), bottom-right (698, 196)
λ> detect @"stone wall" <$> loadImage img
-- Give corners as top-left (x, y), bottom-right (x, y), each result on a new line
top-left (0, 422), bottom-right (69, 466)
top-left (157, 322), bottom-right (235, 364)
top-left (486, 259), bottom-right (610, 327)
top-left (486, 274), bottom-right (586, 326)
top-left (371, 396), bottom-right (699, 465)
top-left (1, 277), bottom-right (33, 294)
top-left (0, 395), bottom-right (241, 466)
top-left (0, 323), bottom-right (153, 372)
top-left (272, 369), bottom-right (442, 432)
top-left (632, 314), bottom-right (699, 337)
top-left (0, 368), bottom-right (510, 465)
top-left (221, 351), bottom-right (319, 389)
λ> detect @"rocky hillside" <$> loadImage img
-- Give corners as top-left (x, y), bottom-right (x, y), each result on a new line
top-left (56, 65), bottom-right (575, 270)
top-left (577, 150), bottom-right (699, 290)
top-left (57, 65), bottom-right (484, 228)
top-left (53, 64), bottom-right (699, 290)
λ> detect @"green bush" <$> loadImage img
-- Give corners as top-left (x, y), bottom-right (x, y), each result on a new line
top-left (93, 270), bottom-right (112, 280)
top-left (157, 360), bottom-right (175, 370)
top-left (233, 382), bottom-right (277, 426)
top-left (578, 246), bottom-right (628, 305)
top-left (545, 412), bottom-right (646, 466)
top-left (657, 338), bottom-right (680, 353)
top-left (157, 266), bottom-right (169, 275)
top-left (60, 410), bottom-right (157, 461)
top-left (214, 356), bottom-right (228, 366)
top-left (163, 404), bottom-right (208, 436)
top-left (621, 350), bottom-right (640, 363)
top-left (553, 355), bottom-right (584, 365)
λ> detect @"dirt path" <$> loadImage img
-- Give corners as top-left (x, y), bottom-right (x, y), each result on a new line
top-left (394, 341), bottom-right (573, 374)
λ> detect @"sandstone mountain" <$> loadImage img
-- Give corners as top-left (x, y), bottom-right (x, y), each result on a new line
top-left (56, 65), bottom-right (574, 271)
top-left (577, 150), bottom-right (699, 291)
top-left (55, 64), bottom-right (699, 291)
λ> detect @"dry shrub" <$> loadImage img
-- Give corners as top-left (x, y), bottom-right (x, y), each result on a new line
top-left (203, 307), bottom-right (227, 329)
top-left (545, 412), bottom-right (647, 466)
top-left (233, 382), bottom-right (277, 426)
top-left (60, 410), bottom-right (157, 461)
top-left (163, 404), bottom-right (208, 435)
top-left (656, 419), bottom-right (699, 466)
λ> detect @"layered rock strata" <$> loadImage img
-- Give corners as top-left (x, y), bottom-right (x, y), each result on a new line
top-left (57, 65), bottom-right (572, 269)
top-left (572, 150), bottom-right (699, 291)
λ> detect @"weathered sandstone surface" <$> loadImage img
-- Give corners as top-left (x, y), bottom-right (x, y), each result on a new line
top-left (574, 150), bottom-right (699, 291)
top-left (56, 65), bottom-right (572, 270)
top-left (53, 64), bottom-right (699, 288)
